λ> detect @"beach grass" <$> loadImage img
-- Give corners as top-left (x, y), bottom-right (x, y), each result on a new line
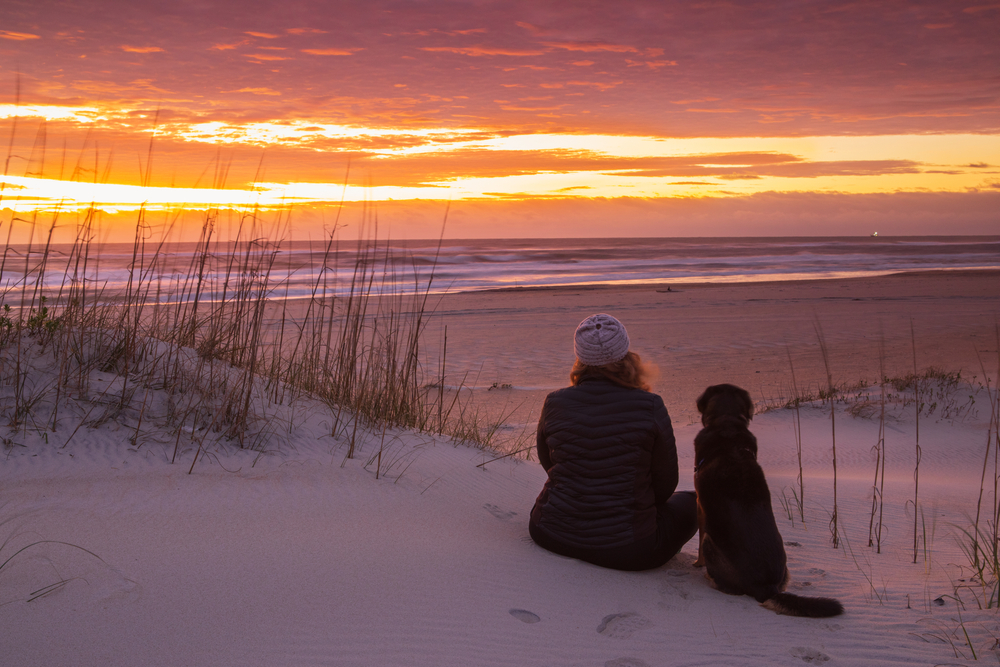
top-left (0, 204), bottom-right (522, 465)
top-left (955, 330), bottom-right (1000, 610)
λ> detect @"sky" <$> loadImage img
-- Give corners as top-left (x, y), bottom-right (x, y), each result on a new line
top-left (1, 0), bottom-right (998, 239)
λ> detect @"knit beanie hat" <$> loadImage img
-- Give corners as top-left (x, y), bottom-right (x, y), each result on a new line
top-left (574, 313), bottom-right (630, 366)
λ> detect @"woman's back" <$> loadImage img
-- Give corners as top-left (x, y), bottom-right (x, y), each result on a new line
top-left (533, 377), bottom-right (678, 550)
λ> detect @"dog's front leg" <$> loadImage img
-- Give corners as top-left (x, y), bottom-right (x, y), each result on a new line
top-left (693, 498), bottom-right (706, 567)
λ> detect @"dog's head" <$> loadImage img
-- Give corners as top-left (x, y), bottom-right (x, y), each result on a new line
top-left (696, 384), bottom-right (754, 427)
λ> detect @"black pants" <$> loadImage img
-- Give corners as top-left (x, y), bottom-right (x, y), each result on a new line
top-left (529, 491), bottom-right (698, 572)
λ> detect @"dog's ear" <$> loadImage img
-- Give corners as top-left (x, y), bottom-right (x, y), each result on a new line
top-left (738, 387), bottom-right (754, 421)
top-left (696, 385), bottom-right (722, 415)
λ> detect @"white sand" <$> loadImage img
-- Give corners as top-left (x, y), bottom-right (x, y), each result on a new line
top-left (2, 270), bottom-right (1000, 666)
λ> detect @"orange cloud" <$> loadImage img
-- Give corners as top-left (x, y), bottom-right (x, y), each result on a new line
top-left (121, 46), bottom-right (164, 53)
top-left (567, 81), bottom-right (624, 91)
top-left (626, 59), bottom-right (677, 69)
top-left (542, 41), bottom-right (638, 53)
top-left (498, 104), bottom-right (565, 111)
top-left (301, 48), bottom-right (362, 56)
top-left (421, 46), bottom-right (547, 56)
top-left (2, 0), bottom-right (996, 195)
top-left (404, 28), bottom-right (487, 37)
top-left (621, 158), bottom-right (923, 180)
top-left (68, 79), bottom-right (171, 94)
top-left (231, 88), bottom-right (282, 96)
top-left (0, 31), bottom-right (40, 41)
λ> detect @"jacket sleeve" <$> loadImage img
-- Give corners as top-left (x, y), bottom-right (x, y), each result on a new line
top-left (536, 398), bottom-right (553, 471)
top-left (650, 395), bottom-right (679, 506)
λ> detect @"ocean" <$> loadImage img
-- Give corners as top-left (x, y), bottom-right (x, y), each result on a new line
top-left (2, 236), bottom-right (999, 301)
top-left (396, 236), bottom-right (1000, 292)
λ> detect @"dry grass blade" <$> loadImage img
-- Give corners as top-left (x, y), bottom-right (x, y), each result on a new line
top-left (813, 317), bottom-right (839, 548)
top-left (911, 320), bottom-right (922, 564)
top-left (868, 331), bottom-right (887, 553)
top-left (785, 345), bottom-right (805, 523)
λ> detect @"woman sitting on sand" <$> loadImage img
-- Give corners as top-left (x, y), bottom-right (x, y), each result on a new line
top-left (529, 313), bottom-right (697, 571)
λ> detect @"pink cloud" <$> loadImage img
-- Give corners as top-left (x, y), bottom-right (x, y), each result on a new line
top-left (1, 0), bottom-right (996, 143)
top-left (515, 22), bottom-right (545, 35)
top-left (962, 3), bottom-right (1000, 13)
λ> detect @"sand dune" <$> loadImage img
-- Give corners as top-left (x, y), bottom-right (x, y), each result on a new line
top-left (2, 270), bottom-right (999, 666)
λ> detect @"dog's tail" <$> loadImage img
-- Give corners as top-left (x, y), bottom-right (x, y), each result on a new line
top-left (762, 592), bottom-right (844, 618)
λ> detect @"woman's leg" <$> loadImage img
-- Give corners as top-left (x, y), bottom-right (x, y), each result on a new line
top-left (528, 493), bottom-right (697, 572)
top-left (646, 490), bottom-right (698, 568)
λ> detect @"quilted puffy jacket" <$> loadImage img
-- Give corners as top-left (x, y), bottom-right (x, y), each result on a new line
top-left (529, 376), bottom-right (679, 550)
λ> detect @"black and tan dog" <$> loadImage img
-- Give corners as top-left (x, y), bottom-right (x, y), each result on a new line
top-left (693, 384), bottom-right (843, 617)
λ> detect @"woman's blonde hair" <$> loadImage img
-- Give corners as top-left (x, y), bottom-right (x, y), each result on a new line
top-left (569, 351), bottom-right (657, 392)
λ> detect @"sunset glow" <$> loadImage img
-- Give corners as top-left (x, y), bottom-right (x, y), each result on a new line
top-left (1, 0), bottom-right (998, 238)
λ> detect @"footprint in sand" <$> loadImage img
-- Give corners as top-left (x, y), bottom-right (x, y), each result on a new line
top-left (791, 568), bottom-right (828, 590)
top-left (657, 575), bottom-right (692, 611)
top-left (509, 608), bottom-right (541, 623)
top-left (605, 659), bottom-right (651, 667)
top-left (789, 647), bottom-right (831, 663)
top-left (597, 613), bottom-right (651, 639)
top-left (484, 503), bottom-right (518, 520)
top-left (663, 581), bottom-right (690, 600)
